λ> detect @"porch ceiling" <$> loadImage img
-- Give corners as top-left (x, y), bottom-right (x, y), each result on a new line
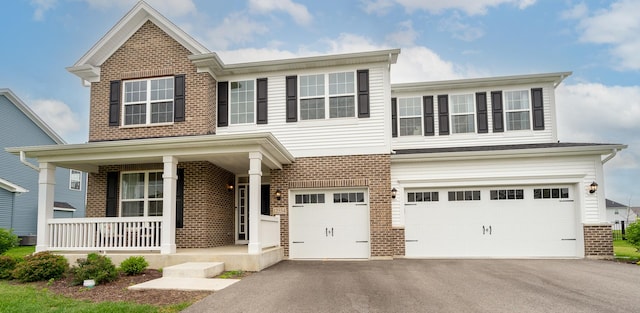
top-left (6, 133), bottom-right (295, 174)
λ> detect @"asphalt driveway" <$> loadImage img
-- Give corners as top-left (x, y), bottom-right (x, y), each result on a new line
top-left (183, 259), bottom-right (640, 313)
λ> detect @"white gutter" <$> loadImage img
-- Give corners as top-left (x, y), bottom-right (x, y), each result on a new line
top-left (602, 148), bottom-right (620, 164)
top-left (20, 151), bottom-right (40, 172)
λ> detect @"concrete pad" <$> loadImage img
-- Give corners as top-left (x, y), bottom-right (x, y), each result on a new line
top-left (128, 277), bottom-right (239, 291)
top-left (162, 262), bottom-right (225, 278)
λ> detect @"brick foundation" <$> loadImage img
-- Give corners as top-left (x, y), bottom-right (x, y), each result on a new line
top-left (583, 224), bottom-right (613, 258)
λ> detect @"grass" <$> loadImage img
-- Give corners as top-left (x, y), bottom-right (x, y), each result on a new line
top-left (0, 281), bottom-right (190, 313)
top-left (613, 240), bottom-right (640, 262)
top-left (2, 246), bottom-right (35, 258)
top-left (218, 270), bottom-right (244, 279)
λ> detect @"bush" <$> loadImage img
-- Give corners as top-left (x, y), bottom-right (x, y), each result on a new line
top-left (626, 222), bottom-right (640, 250)
top-left (13, 251), bottom-right (68, 282)
top-left (0, 256), bottom-right (19, 279)
top-left (0, 228), bottom-right (19, 255)
top-left (119, 256), bottom-right (148, 276)
top-left (71, 253), bottom-right (118, 286)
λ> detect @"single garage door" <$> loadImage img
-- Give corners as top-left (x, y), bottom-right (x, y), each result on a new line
top-left (405, 185), bottom-right (577, 258)
top-left (289, 189), bottom-right (370, 259)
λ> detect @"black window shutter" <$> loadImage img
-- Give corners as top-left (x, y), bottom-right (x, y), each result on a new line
top-left (217, 81), bottom-right (228, 127)
top-left (532, 88), bottom-right (545, 130)
top-left (391, 97), bottom-right (398, 138)
top-left (174, 75), bottom-right (185, 122)
top-left (491, 91), bottom-right (504, 132)
top-left (256, 78), bottom-right (268, 124)
top-left (286, 75), bottom-right (298, 122)
top-left (106, 172), bottom-right (119, 217)
top-left (261, 185), bottom-right (270, 215)
top-left (176, 168), bottom-right (184, 228)
top-left (109, 81), bottom-right (121, 126)
top-left (438, 95), bottom-right (449, 135)
top-left (423, 96), bottom-right (435, 136)
top-left (357, 69), bottom-right (370, 118)
top-left (476, 92), bottom-right (488, 134)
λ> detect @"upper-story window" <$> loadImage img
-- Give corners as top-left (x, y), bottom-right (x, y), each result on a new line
top-left (69, 169), bottom-right (82, 191)
top-left (398, 97), bottom-right (422, 136)
top-left (299, 72), bottom-right (356, 120)
top-left (504, 90), bottom-right (530, 131)
top-left (450, 94), bottom-right (475, 134)
top-left (123, 77), bottom-right (174, 126)
top-left (230, 80), bottom-right (255, 124)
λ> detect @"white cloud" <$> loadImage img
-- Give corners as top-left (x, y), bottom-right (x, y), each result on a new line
top-left (205, 12), bottom-right (269, 50)
top-left (565, 0), bottom-right (640, 70)
top-left (394, 0), bottom-right (536, 15)
top-left (30, 0), bottom-right (57, 21)
top-left (248, 0), bottom-right (312, 26)
top-left (29, 99), bottom-right (82, 138)
top-left (361, 0), bottom-right (395, 15)
top-left (438, 12), bottom-right (485, 41)
top-left (83, 0), bottom-right (196, 17)
top-left (385, 20), bottom-right (418, 46)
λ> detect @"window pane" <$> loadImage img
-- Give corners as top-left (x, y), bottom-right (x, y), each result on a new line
top-left (300, 98), bottom-right (325, 120)
top-left (450, 94), bottom-right (474, 114)
top-left (448, 192), bottom-right (455, 201)
top-left (148, 200), bottom-right (163, 216)
top-left (452, 115), bottom-right (475, 134)
top-left (148, 172), bottom-right (163, 199)
top-left (400, 117), bottom-right (422, 136)
top-left (124, 81), bottom-right (147, 103)
top-left (122, 201), bottom-right (144, 217)
top-left (300, 74), bottom-right (324, 97)
top-left (329, 96), bottom-right (355, 118)
top-left (230, 80), bottom-right (255, 124)
top-left (151, 101), bottom-right (174, 123)
top-left (408, 193), bottom-right (415, 202)
top-left (329, 72), bottom-right (354, 95)
top-left (124, 104), bottom-right (146, 125)
top-left (150, 77), bottom-right (174, 101)
top-left (431, 192), bottom-right (439, 201)
top-left (122, 173), bottom-right (145, 199)
top-left (505, 90), bottom-right (529, 110)
top-left (506, 112), bottom-right (530, 131)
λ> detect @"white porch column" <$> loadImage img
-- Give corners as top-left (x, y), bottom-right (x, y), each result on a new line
top-left (36, 162), bottom-right (56, 253)
top-left (248, 151), bottom-right (263, 254)
top-left (161, 156), bottom-right (178, 254)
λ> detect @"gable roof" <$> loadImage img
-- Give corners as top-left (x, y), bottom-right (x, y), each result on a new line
top-left (606, 199), bottom-right (627, 208)
top-left (0, 177), bottom-right (28, 193)
top-left (67, 0), bottom-right (209, 84)
top-left (0, 88), bottom-right (65, 144)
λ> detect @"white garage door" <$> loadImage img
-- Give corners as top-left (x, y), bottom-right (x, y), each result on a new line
top-left (289, 189), bottom-right (370, 259)
top-left (405, 185), bottom-right (577, 258)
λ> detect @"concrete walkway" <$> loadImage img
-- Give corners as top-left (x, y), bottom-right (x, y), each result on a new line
top-left (129, 277), bottom-right (239, 291)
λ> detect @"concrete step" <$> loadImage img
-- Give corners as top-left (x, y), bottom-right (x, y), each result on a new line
top-left (162, 262), bottom-right (225, 278)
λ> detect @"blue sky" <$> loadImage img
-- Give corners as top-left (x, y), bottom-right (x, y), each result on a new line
top-left (1, 0), bottom-right (639, 205)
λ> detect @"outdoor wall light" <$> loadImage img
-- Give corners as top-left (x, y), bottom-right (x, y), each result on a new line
top-left (391, 187), bottom-right (398, 199)
top-left (275, 189), bottom-right (282, 200)
top-left (226, 183), bottom-right (234, 192)
top-left (589, 181), bottom-right (598, 194)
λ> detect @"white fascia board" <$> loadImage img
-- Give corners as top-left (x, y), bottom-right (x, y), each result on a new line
top-left (0, 89), bottom-right (66, 144)
top-left (391, 144), bottom-right (628, 163)
top-left (0, 177), bottom-right (29, 193)
top-left (391, 71), bottom-right (572, 94)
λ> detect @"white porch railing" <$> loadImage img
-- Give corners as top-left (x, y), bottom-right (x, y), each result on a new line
top-left (47, 217), bottom-right (163, 251)
top-left (260, 215), bottom-right (281, 249)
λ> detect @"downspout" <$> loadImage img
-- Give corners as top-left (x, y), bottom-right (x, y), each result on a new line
top-left (20, 151), bottom-right (40, 172)
top-left (602, 148), bottom-right (620, 164)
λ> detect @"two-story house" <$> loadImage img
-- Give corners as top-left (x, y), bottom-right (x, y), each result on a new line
top-left (8, 2), bottom-right (624, 269)
top-left (1, 89), bottom-right (87, 244)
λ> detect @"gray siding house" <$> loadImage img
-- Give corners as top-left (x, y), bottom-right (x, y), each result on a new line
top-left (0, 89), bottom-right (86, 242)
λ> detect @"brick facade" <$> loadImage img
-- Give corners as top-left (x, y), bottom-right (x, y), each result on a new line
top-left (85, 161), bottom-right (234, 249)
top-left (583, 224), bottom-right (614, 258)
top-left (89, 21), bottom-right (216, 142)
top-left (270, 154), bottom-right (392, 257)
top-left (392, 227), bottom-right (405, 256)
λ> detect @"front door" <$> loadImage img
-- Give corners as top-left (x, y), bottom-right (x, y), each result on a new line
top-left (236, 184), bottom-right (270, 243)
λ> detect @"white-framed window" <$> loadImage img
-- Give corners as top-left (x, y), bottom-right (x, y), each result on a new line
top-left (69, 169), bottom-right (82, 191)
top-left (504, 90), bottom-right (531, 131)
top-left (120, 171), bottom-right (163, 217)
top-left (230, 80), bottom-right (255, 124)
top-left (299, 71), bottom-right (356, 120)
top-left (123, 77), bottom-right (174, 126)
top-left (450, 94), bottom-right (475, 134)
top-left (398, 97), bottom-right (422, 136)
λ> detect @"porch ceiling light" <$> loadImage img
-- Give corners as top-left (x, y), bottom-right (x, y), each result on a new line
top-left (589, 181), bottom-right (598, 194)
top-left (226, 183), bottom-right (234, 192)
top-left (275, 189), bottom-right (282, 200)
top-left (391, 187), bottom-right (397, 199)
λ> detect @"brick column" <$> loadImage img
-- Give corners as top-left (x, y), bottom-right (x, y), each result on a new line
top-left (583, 224), bottom-right (613, 259)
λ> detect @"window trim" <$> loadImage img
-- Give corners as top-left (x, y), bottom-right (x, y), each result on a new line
top-left (229, 79), bottom-right (256, 125)
top-left (502, 89), bottom-right (533, 131)
top-left (121, 76), bottom-right (175, 127)
top-left (397, 96), bottom-right (423, 136)
top-left (298, 71), bottom-right (358, 121)
top-left (119, 170), bottom-right (164, 217)
top-left (69, 169), bottom-right (82, 191)
top-left (449, 93), bottom-right (476, 134)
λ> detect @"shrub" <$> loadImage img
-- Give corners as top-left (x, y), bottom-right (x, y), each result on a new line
top-left (0, 228), bottom-right (19, 255)
top-left (71, 253), bottom-right (118, 286)
top-left (626, 221), bottom-right (640, 250)
top-left (119, 256), bottom-right (148, 276)
top-left (0, 256), bottom-right (18, 279)
top-left (13, 251), bottom-right (68, 282)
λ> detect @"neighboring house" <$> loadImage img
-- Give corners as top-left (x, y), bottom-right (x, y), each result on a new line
top-left (0, 89), bottom-right (87, 243)
top-left (7, 1), bottom-right (625, 263)
top-left (606, 199), bottom-right (638, 225)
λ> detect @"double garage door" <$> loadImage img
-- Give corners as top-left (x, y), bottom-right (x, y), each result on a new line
top-left (289, 189), bottom-right (370, 259)
top-left (405, 185), bottom-right (578, 258)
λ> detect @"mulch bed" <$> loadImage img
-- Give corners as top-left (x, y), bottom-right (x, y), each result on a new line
top-left (26, 270), bottom-right (212, 307)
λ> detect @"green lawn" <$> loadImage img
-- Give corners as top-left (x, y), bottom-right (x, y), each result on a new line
top-left (2, 246), bottom-right (35, 258)
top-left (613, 240), bottom-right (640, 262)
